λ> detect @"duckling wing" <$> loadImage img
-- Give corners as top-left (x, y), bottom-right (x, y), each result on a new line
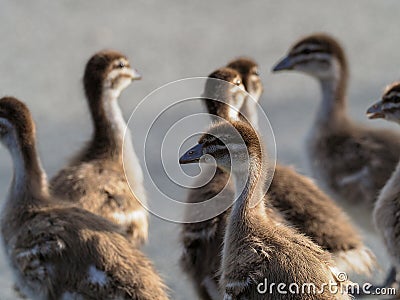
top-left (50, 163), bottom-right (148, 244)
top-left (50, 163), bottom-right (134, 210)
top-left (12, 215), bottom-right (67, 285)
top-left (340, 132), bottom-right (399, 200)
top-left (314, 128), bottom-right (400, 207)
top-left (11, 207), bottom-right (168, 299)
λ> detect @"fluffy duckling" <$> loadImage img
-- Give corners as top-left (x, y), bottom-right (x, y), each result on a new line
top-left (272, 33), bottom-right (400, 230)
top-left (180, 120), bottom-right (351, 300)
top-left (367, 82), bottom-right (400, 289)
top-left (180, 64), bottom-right (375, 300)
top-left (0, 97), bottom-right (169, 300)
top-left (226, 57), bottom-right (263, 127)
top-left (180, 67), bottom-right (249, 300)
top-left (50, 50), bottom-right (148, 246)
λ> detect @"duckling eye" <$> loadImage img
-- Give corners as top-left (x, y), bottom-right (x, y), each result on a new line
top-left (235, 80), bottom-right (241, 86)
top-left (117, 61), bottom-right (126, 69)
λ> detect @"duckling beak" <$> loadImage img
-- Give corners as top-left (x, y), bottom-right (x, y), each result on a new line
top-left (366, 101), bottom-right (385, 119)
top-left (179, 143), bottom-right (204, 164)
top-left (128, 68), bottom-right (142, 80)
top-left (272, 56), bottom-right (294, 72)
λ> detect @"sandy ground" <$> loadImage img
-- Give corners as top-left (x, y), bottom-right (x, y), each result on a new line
top-left (1, 1), bottom-right (400, 299)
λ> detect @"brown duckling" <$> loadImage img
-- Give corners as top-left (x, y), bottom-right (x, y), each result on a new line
top-left (50, 50), bottom-right (148, 246)
top-left (0, 97), bottom-right (169, 300)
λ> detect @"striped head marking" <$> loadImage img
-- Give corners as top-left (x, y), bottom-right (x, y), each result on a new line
top-left (273, 33), bottom-right (346, 79)
top-left (180, 121), bottom-right (261, 174)
top-left (367, 82), bottom-right (400, 124)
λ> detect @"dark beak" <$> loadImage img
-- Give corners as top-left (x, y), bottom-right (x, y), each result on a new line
top-left (272, 56), bottom-right (294, 72)
top-left (366, 101), bottom-right (385, 119)
top-left (179, 143), bottom-right (204, 164)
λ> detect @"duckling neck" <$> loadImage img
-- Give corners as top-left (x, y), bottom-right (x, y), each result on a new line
top-left (6, 135), bottom-right (48, 203)
top-left (87, 89), bottom-right (144, 191)
top-left (229, 160), bottom-right (267, 231)
top-left (240, 80), bottom-right (262, 129)
top-left (240, 95), bottom-right (259, 130)
top-left (205, 93), bottom-right (240, 122)
top-left (89, 89), bottom-right (128, 161)
top-left (316, 65), bottom-right (348, 126)
top-left (378, 161), bottom-right (400, 207)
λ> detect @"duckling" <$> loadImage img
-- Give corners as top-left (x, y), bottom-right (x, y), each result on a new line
top-left (226, 57), bottom-right (263, 127)
top-left (272, 33), bottom-right (400, 230)
top-left (180, 64), bottom-right (375, 300)
top-left (180, 67), bottom-right (248, 300)
top-left (50, 50), bottom-right (148, 246)
top-left (367, 82), bottom-right (400, 290)
top-left (180, 120), bottom-right (351, 300)
top-left (0, 97), bottom-right (169, 300)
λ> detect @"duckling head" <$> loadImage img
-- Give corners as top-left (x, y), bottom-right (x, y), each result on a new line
top-left (180, 120), bottom-right (261, 175)
top-left (84, 50), bottom-right (141, 102)
top-left (203, 67), bottom-right (247, 121)
top-left (367, 81), bottom-right (400, 124)
top-left (272, 33), bottom-right (347, 80)
top-left (227, 57), bottom-right (262, 99)
top-left (0, 97), bottom-right (35, 148)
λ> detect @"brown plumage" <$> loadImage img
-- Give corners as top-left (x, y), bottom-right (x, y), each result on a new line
top-left (269, 165), bottom-right (372, 271)
top-left (180, 61), bottom-right (375, 300)
top-left (227, 57), bottom-right (263, 127)
top-left (203, 67), bottom-right (246, 122)
top-left (180, 120), bottom-right (351, 300)
top-left (273, 33), bottom-right (400, 230)
top-left (50, 50), bottom-right (148, 246)
top-left (0, 97), bottom-right (169, 300)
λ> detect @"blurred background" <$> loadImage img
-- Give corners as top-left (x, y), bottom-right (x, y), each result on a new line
top-left (1, 1), bottom-right (399, 299)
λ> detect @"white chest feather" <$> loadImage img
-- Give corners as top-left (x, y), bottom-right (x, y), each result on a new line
top-left (102, 91), bottom-right (146, 203)
top-left (102, 91), bottom-right (127, 140)
top-left (0, 120), bottom-right (26, 194)
top-left (87, 265), bottom-right (108, 286)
